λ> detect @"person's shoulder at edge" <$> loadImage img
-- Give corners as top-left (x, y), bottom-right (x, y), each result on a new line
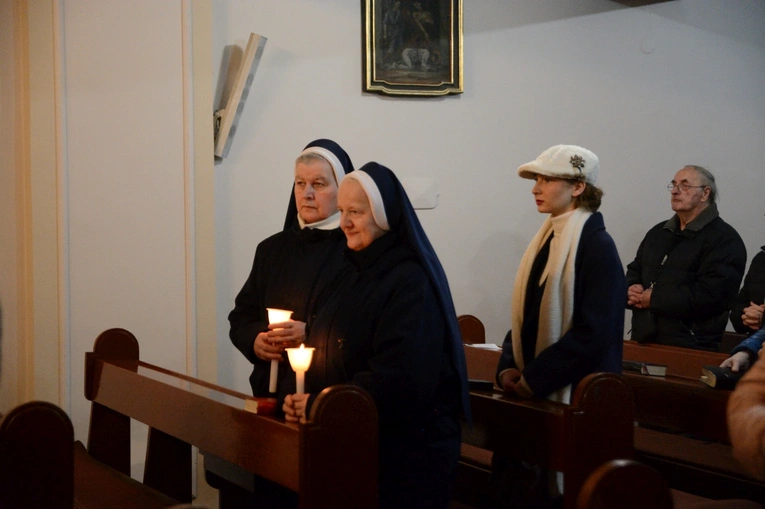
top-left (728, 348), bottom-right (765, 481)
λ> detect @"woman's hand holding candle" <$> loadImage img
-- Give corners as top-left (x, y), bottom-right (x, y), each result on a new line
top-left (253, 332), bottom-right (286, 361)
top-left (283, 393), bottom-right (311, 424)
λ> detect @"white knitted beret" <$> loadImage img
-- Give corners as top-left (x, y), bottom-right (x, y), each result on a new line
top-left (517, 144), bottom-right (599, 185)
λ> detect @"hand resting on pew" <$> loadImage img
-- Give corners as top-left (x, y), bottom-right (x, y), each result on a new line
top-left (283, 392), bottom-right (310, 423)
top-left (720, 328), bottom-right (765, 373)
top-left (722, 351), bottom-right (754, 373)
top-left (498, 367), bottom-right (533, 398)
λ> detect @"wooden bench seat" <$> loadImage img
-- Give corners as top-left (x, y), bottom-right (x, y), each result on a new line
top-left (577, 459), bottom-right (763, 509)
top-left (623, 340), bottom-right (765, 502)
top-left (635, 427), bottom-right (749, 479)
top-left (577, 459), bottom-right (673, 509)
top-left (0, 400), bottom-right (208, 509)
top-left (73, 441), bottom-right (179, 509)
top-left (83, 328), bottom-right (378, 509)
top-left (634, 427), bottom-right (765, 502)
top-left (454, 357), bottom-right (635, 509)
top-left (0, 401), bottom-right (74, 509)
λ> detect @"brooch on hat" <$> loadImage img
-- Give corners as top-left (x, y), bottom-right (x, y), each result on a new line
top-left (570, 155), bottom-right (585, 175)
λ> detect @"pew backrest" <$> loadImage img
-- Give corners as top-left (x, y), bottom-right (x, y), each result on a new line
top-left (577, 459), bottom-right (673, 509)
top-left (458, 314), bottom-right (486, 344)
top-left (622, 340), bottom-right (731, 442)
top-left (85, 328), bottom-right (378, 509)
top-left (622, 340), bottom-right (728, 380)
top-left (463, 341), bottom-right (635, 509)
top-left (0, 401), bottom-right (74, 509)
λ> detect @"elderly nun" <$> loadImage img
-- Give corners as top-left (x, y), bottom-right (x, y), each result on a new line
top-left (228, 138), bottom-right (355, 397)
top-left (283, 162), bottom-right (469, 509)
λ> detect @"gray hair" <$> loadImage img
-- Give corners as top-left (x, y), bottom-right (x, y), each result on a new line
top-left (686, 165), bottom-right (718, 203)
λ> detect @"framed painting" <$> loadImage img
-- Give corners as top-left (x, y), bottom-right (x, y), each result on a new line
top-left (363, 0), bottom-right (463, 96)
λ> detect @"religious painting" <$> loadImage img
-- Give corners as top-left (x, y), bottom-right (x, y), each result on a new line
top-left (363, 0), bottom-right (463, 96)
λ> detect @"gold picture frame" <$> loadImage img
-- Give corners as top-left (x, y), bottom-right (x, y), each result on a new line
top-left (363, 0), bottom-right (463, 96)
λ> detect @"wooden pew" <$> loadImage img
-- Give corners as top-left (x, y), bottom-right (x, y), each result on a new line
top-left (623, 340), bottom-right (730, 442)
top-left (458, 314), bottom-right (486, 344)
top-left (84, 328), bottom-right (378, 509)
top-left (623, 340), bottom-right (765, 501)
top-left (577, 459), bottom-right (763, 509)
top-left (457, 345), bottom-right (635, 509)
top-left (0, 400), bottom-right (208, 509)
top-left (0, 401), bottom-right (74, 509)
top-left (577, 459), bottom-right (673, 509)
top-left (463, 343), bottom-right (502, 385)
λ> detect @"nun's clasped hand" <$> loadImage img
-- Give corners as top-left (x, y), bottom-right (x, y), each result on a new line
top-left (267, 320), bottom-right (306, 344)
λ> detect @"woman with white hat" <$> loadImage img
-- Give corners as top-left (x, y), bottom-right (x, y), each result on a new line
top-left (496, 144), bottom-right (625, 404)
top-left (489, 145), bottom-right (626, 507)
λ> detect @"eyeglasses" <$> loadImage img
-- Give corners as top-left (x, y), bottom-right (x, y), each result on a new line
top-left (667, 183), bottom-right (707, 192)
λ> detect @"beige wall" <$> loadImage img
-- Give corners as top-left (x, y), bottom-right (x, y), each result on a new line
top-left (0, 1), bottom-right (216, 456)
top-left (0, 0), bottom-right (25, 412)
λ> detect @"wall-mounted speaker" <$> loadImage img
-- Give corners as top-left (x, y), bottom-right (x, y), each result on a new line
top-left (214, 32), bottom-right (267, 160)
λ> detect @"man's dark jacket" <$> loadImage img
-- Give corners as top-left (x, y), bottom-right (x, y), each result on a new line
top-left (626, 203), bottom-right (746, 350)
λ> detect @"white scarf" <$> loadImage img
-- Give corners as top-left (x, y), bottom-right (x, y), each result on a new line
top-left (511, 208), bottom-right (591, 404)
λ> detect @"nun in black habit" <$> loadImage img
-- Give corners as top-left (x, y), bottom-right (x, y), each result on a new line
top-left (282, 162), bottom-right (470, 509)
top-left (228, 139), bottom-right (354, 397)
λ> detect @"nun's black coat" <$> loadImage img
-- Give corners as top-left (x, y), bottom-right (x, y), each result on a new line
top-left (228, 138), bottom-right (354, 398)
top-left (290, 231), bottom-right (461, 509)
top-left (228, 224), bottom-right (349, 396)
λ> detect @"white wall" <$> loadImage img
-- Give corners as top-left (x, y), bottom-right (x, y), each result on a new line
top-left (62, 0), bottom-right (190, 441)
top-left (213, 1), bottom-right (765, 394)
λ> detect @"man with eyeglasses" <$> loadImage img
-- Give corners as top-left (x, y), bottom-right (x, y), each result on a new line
top-left (626, 165), bottom-right (746, 351)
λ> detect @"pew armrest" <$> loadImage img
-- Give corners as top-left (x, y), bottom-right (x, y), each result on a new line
top-left (0, 401), bottom-right (74, 509)
top-left (577, 459), bottom-right (673, 509)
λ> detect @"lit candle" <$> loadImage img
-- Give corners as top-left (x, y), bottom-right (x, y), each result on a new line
top-left (266, 308), bottom-right (293, 393)
top-left (286, 343), bottom-right (315, 395)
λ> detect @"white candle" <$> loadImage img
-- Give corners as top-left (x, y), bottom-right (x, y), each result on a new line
top-left (286, 343), bottom-right (315, 395)
top-left (266, 308), bottom-right (293, 393)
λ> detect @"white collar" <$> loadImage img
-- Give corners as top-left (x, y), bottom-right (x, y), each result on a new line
top-left (298, 211), bottom-right (340, 230)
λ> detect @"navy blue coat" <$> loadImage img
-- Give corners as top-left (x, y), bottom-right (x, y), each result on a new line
top-left (497, 212), bottom-right (626, 398)
top-left (290, 232), bottom-right (461, 509)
